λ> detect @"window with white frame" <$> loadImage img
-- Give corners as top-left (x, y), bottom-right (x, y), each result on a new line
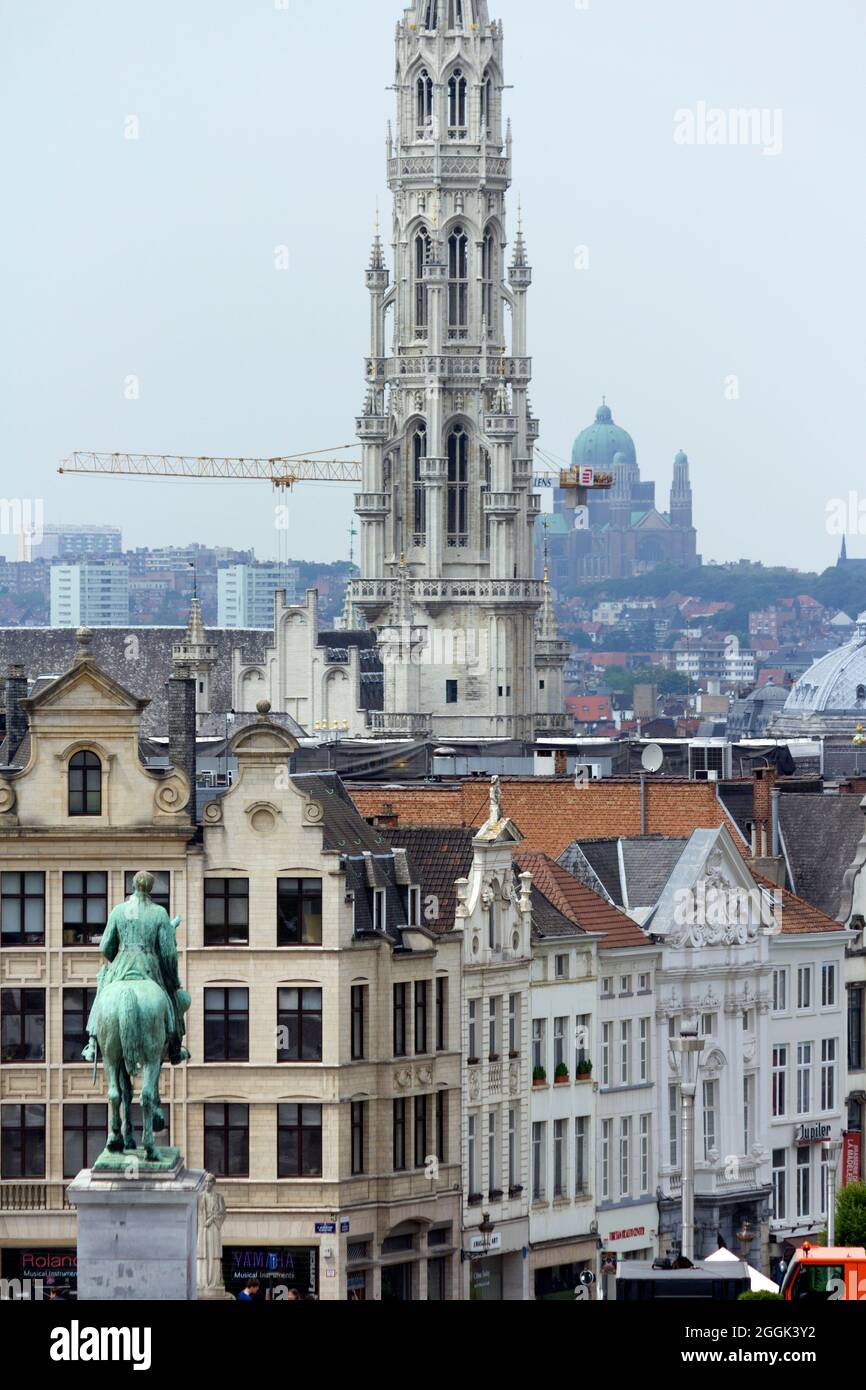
top-left (532, 1018), bottom-right (545, 1075)
top-left (639, 1017), bottom-right (650, 1083)
top-left (821, 1038), bottom-right (837, 1111)
top-left (619, 976), bottom-right (632, 996)
top-left (639, 1114), bottom-right (650, 1194)
top-left (797, 965), bottom-right (813, 1012)
top-left (668, 1085), bottom-right (679, 1167)
top-left (488, 1110), bottom-right (498, 1193)
top-left (508, 994), bottom-right (519, 1055)
top-left (601, 1119), bottom-right (611, 1201)
top-left (797, 1146), bottom-right (811, 1218)
top-left (468, 998), bottom-right (478, 1061)
top-left (619, 1117), bottom-right (631, 1197)
top-left (553, 1119), bottom-right (567, 1199)
top-left (821, 962), bottom-right (837, 1010)
top-left (619, 1020), bottom-right (631, 1085)
top-left (575, 1014), bottom-right (590, 1071)
top-left (772, 1148), bottom-right (787, 1221)
top-left (700, 1013), bottom-right (716, 1038)
top-left (702, 1080), bottom-right (718, 1160)
top-left (638, 973), bottom-right (651, 994)
top-left (408, 885), bottom-right (421, 927)
top-left (744, 1073), bottom-right (755, 1155)
top-left (601, 977), bottom-right (613, 998)
top-left (796, 1042), bottom-right (812, 1115)
top-left (555, 953), bottom-right (569, 979)
top-left (575, 1117), bottom-right (589, 1196)
top-left (772, 968), bottom-right (789, 1014)
top-left (554, 1016), bottom-right (567, 1072)
top-left (467, 1113), bottom-right (478, 1196)
top-left (373, 889), bottom-right (386, 933)
top-left (772, 1045), bottom-right (788, 1117)
top-left (489, 996), bottom-right (500, 1058)
top-left (532, 1121), bottom-right (546, 1202)
top-left (601, 1022), bottom-right (611, 1087)
top-left (508, 1106), bottom-right (518, 1190)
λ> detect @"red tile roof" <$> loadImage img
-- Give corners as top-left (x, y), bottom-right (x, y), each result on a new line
top-left (517, 852), bottom-right (650, 951)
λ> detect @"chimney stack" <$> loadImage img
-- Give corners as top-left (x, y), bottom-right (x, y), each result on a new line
top-left (4, 665), bottom-right (29, 762)
top-left (167, 666), bottom-right (197, 817)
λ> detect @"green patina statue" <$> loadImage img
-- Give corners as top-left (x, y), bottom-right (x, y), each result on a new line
top-left (83, 871), bottom-right (191, 1161)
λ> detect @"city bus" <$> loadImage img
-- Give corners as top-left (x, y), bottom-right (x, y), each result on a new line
top-left (780, 1243), bottom-right (866, 1301)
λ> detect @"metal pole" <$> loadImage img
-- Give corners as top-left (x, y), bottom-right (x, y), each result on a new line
top-left (681, 1084), bottom-right (696, 1262)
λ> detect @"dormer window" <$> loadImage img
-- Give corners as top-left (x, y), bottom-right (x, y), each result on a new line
top-left (408, 885), bottom-right (421, 927)
top-left (857, 685), bottom-right (866, 704)
top-left (373, 888), bottom-right (387, 933)
top-left (68, 751), bottom-right (102, 817)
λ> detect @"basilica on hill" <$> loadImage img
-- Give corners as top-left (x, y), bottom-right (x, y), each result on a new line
top-left (544, 402), bottom-right (701, 586)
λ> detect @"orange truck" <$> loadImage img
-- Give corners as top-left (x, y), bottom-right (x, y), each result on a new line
top-left (781, 1243), bottom-right (866, 1301)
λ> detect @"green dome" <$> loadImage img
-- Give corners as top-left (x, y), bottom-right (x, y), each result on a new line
top-left (572, 401), bottom-right (637, 472)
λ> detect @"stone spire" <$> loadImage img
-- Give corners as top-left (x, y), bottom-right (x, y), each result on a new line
top-left (539, 560), bottom-right (557, 641)
top-left (173, 597), bottom-right (217, 723)
top-left (369, 208), bottom-right (386, 272)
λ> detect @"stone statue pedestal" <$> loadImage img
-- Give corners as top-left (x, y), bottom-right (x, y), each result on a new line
top-left (68, 1155), bottom-right (206, 1301)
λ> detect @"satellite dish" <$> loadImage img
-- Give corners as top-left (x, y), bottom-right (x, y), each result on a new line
top-left (642, 743), bottom-right (664, 774)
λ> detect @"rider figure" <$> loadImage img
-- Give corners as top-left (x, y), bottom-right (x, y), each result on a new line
top-left (81, 871), bottom-right (190, 1065)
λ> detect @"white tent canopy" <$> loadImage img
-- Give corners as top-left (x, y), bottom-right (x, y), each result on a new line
top-left (705, 1246), bottom-right (779, 1293)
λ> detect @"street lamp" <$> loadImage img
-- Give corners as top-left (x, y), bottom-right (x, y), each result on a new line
top-left (673, 1017), bottom-right (705, 1263)
top-left (736, 1219), bottom-right (755, 1265)
top-left (822, 1137), bottom-right (844, 1245)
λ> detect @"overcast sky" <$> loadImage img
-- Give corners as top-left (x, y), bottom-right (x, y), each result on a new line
top-left (1, 0), bottom-right (863, 571)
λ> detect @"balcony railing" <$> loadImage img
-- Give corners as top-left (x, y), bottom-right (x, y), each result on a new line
top-left (366, 712), bottom-right (434, 737)
top-left (351, 577), bottom-right (545, 606)
top-left (0, 1182), bottom-right (73, 1212)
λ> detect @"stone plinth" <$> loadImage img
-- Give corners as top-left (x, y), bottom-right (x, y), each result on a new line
top-left (68, 1159), bottom-right (206, 1301)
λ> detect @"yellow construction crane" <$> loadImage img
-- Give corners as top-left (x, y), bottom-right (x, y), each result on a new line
top-left (58, 448), bottom-right (363, 490)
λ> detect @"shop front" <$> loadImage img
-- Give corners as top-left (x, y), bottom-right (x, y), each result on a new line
top-left (463, 1218), bottom-right (529, 1301)
top-left (530, 1235), bottom-right (598, 1301)
top-left (597, 1205), bottom-right (659, 1300)
top-left (0, 1246), bottom-right (78, 1299)
top-left (222, 1245), bottom-right (318, 1300)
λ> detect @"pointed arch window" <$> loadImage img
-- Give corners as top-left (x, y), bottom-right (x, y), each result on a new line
top-left (447, 426), bottom-right (469, 546)
top-left (69, 751), bottom-right (102, 818)
top-left (414, 226), bottom-right (432, 336)
top-left (412, 425), bottom-right (428, 544)
top-left (480, 68), bottom-right (493, 135)
top-left (423, 0), bottom-right (439, 29)
top-left (416, 69), bottom-right (434, 137)
top-left (448, 69), bottom-right (467, 137)
top-left (481, 228), bottom-right (496, 334)
top-left (448, 225), bottom-right (469, 337)
top-left (481, 447), bottom-right (492, 552)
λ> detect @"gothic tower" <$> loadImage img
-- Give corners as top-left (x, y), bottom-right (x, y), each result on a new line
top-left (350, 0), bottom-right (568, 739)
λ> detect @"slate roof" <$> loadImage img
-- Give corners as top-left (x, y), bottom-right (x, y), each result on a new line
top-left (516, 853), bottom-right (650, 951)
top-left (382, 827), bottom-right (475, 932)
top-left (778, 793), bottom-right (865, 919)
top-left (290, 773), bottom-right (393, 856)
top-left (559, 836), bottom-right (688, 912)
